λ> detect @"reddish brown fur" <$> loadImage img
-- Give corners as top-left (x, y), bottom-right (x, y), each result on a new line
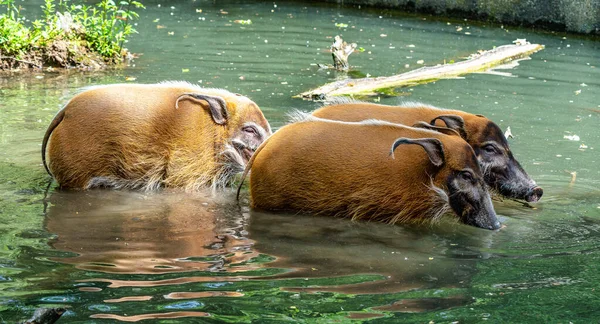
top-left (311, 101), bottom-right (543, 204)
top-left (42, 82), bottom-right (271, 191)
top-left (312, 102), bottom-right (488, 145)
top-left (248, 118), bottom-right (484, 225)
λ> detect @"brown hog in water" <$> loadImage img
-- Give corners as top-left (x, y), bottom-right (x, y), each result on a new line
top-left (42, 82), bottom-right (271, 191)
top-left (312, 101), bottom-right (543, 203)
top-left (241, 115), bottom-right (500, 230)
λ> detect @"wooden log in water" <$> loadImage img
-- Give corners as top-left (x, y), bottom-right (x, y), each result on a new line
top-left (297, 41), bottom-right (544, 100)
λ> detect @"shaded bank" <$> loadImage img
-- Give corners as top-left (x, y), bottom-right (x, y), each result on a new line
top-left (306, 0), bottom-right (600, 34)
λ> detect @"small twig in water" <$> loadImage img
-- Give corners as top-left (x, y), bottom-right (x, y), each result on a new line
top-left (331, 35), bottom-right (357, 71)
top-left (565, 170), bottom-right (577, 186)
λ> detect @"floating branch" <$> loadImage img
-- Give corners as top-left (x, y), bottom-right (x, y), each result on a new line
top-left (297, 41), bottom-right (544, 100)
top-left (317, 36), bottom-right (358, 70)
top-left (331, 35), bottom-right (357, 71)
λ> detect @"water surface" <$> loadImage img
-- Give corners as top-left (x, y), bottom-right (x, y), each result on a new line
top-left (1, 0), bottom-right (599, 322)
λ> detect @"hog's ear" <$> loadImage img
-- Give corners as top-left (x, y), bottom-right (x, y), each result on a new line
top-left (176, 93), bottom-right (229, 125)
top-left (390, 137), bottom-right (445, 167)
top-left (430, 115), bottom-right (467, 139)
top-left (412, 121), bottom-right (461, 137)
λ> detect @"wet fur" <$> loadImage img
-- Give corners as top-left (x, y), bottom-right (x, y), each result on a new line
top-left (312, 100), bottom-right (540, 201)
top-left (314, 99), bottom-right (482, 142)
top-left (42, 81), bottom-right (270, 191)
top-left (246, 117), bottom-right (485, 226)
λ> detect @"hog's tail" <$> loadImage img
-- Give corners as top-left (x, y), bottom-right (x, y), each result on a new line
top-left (41, 107), bottom-right (67, 177)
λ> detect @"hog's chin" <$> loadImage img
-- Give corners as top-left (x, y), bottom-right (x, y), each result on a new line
top-left (232, 140), bottom-right (255, 164)
top-left (240, 148), bottom-right (254, 163)
top-left (220, 141), bottom-right (255, 174)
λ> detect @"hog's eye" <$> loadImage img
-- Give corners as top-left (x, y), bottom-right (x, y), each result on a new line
top-left (242, 126), bottom-right (258, 136)
top-left (483, 144), bottom-right (498, 154)
top-left (460, 171), bottom-right (474, 182)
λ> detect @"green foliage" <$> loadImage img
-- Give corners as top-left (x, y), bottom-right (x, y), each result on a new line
top-left (42, 0), bottom-right (56, 21)
top-left (0, 15), bottom-right (29, 56)
top-left (0, 0), bottom-right (145, 63)
top-left (71, 0), bottom-right (145, 58)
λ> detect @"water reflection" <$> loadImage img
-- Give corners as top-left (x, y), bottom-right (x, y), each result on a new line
top-left (40, 178), bottom-right (600, 320)
top-left (90, 311), bottom-right (210, 321)
top-left (45, 188), bottom-right (503, 295)
top-left (372, 296), bottom-right (469, 312)
top-left (45, 190), bottom-right (258, 274)
top-left (247, 210), bottom-right (500, 294)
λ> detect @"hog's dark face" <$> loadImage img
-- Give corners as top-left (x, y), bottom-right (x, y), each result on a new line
top-left (473, 122), bottom-right (542, 203)
top-left (445, 146), bottom-right (500, 230)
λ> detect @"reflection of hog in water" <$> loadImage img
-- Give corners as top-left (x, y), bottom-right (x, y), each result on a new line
top-left (44, 190), bottom-right (258, 274)
top-left (244, 116), bottom-right (500, 230)
top-left (312, 101), bottom-right (543, 203)
top-left (42, 82), bottom-right (271, 191)
top-left (247, 210), bottom-right (497, 295)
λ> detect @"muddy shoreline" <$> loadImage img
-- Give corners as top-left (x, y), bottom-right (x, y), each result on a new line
top-left (0, 39), bottom-right (130, 72)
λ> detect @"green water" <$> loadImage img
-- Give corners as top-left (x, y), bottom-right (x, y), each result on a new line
top-left (1, 1), bottom-right (599, 322)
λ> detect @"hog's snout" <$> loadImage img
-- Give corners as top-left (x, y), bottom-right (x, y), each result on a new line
top-left (490, 220), bottom-right (501, 230)
top-left (525, 186), bottom-right (543, 203)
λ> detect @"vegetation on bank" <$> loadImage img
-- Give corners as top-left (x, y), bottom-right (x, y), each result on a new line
top-left (0, 0), bottom-right (144, 71)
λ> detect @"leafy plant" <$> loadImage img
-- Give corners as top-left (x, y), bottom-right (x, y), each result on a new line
top-left (0, 15), bottom-right (30, 56)
top-left (82, 0), bottom-right (145, 57)
top-left (0, 0), bottom-right (145, 65)
top-left (43, 0), bottom-right (56, 21)
top-left (1, 0), bottom-right (19, 19)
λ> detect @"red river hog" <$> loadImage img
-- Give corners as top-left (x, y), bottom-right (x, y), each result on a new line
top-left (312, 101), bottom-right (543, 203)
top-left (42, 81), bottom-right (271, 191)
top-left (241, 115), bottom-right (500, 230)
